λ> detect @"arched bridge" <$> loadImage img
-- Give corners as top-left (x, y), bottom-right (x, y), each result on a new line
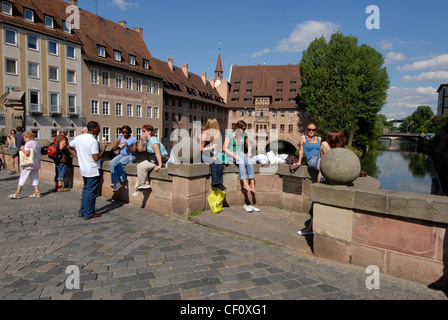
top-left (381, 133), bottom-right (421, 142)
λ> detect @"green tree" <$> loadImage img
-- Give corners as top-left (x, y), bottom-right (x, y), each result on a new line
top-left (400, 106), bottom-right (435, 133)
top-left (298, 32), bottom-right (390, 150)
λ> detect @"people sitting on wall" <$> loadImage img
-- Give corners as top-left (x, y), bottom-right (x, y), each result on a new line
top-left (110, 125), bottom-right (137, 192)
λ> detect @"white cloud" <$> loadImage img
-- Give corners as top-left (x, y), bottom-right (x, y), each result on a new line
top-left (382, 86), bottom-right (437, 118)
top-left (379, 39), bottom-right (393, 50)
top-left (109, 0), bottom-right (138, 10)
top-left (402, 71), bottom-right (448, 83)
top-left (398, 54), bottom-right (448, 71)
top-left (252, 49), bottom-right (270, 58)
top-left (385, 52), bottom-right (406, 65)
top-left (275, 20), bottom-right (340, 53)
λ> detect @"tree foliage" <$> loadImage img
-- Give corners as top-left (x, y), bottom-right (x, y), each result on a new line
top-left (400, 105), bottom-right (439, 133)
top-left (298, 32), bottom-right (390, 150)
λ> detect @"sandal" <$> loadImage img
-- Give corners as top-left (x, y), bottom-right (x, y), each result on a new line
top-left (9, 171), bottom-right (16, 175)
top-left (29, 193), bottom-right (41, 198)
top-left (8, 193), bottom-right (21, 199)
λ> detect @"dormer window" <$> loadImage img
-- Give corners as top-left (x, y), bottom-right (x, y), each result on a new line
top-left (129, 55), bottom-right (136, 66)
top-left (24, 8), bottom-right (34, 22)
top-left (45, 15), bottom-right (54, 28)
top-left (63, 21), bottom-right (72, 33)
top-left (114, 50), bottom-right (121, 62)
top-left (143, 59), bottom-right (149, 69)
top-left (1, 1), bottom-right (12, 15)
top-left (97, 45), bottom-right (106, 57)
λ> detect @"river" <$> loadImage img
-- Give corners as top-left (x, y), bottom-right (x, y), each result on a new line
top-left (360, 138), bottom-right (448, 196)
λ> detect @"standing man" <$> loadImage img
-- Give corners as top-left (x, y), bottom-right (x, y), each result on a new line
top-left (53, 127), bottom-right (71, 192)
top-left (67, 121), bottom-right (106, 220)
top-left (11, 126), bottom-right (25, 173)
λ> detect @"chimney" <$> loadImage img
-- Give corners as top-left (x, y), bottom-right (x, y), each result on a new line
top-left (118, 21), bottom-right (127, 29)
top-left (201, 72), bottom-right (207, 85)
top-left (68, 0), bottom-right (78, 5)
top-left (168, 58), bottom-right (174, 72)
top-left (133, 27), bottom-right (143, 35)
top-left (210, 77), bottom-right (215, 89)
top-left (182, 64), bottom-right (189, 78)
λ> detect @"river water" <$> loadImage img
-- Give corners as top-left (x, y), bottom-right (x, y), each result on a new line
top-left (360, 138), bottom-right (448, 196)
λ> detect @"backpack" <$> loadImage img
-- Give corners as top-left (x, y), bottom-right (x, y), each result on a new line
top-left (47, 135), bottom-right (66, 161)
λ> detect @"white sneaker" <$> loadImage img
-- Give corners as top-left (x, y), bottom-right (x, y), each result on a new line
top-left (113, 182), bottom-right (122, 192)
top-left (132, 190), bottom-right (141, 197)
top-left (243, 205), bottom-right (253, 212)
top-left (137, 184), bottom-right (151, 190)
top-left (249, 205), bottom-right (260, 212)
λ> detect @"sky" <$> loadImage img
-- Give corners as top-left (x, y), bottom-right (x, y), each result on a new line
top-left (75, 0), bottom-right (448, 120)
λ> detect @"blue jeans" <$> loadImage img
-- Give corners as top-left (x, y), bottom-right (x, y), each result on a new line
top-left (54, 162), bottom-right (68, 182)
top-left (307, 155), bottom-right (320, 170)
top-left (232, 152), bottom-right (255, 180)
top-left (79, 175), bottom-right (100, 218)
top-left (110, 154), bottom-right (136, 184)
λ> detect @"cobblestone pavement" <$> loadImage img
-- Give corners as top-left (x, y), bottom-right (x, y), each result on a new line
top-left (0, 169), bottom-right (446, 302)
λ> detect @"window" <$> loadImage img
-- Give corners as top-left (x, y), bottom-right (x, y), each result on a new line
top-left (97, 45), bottom-right (106, 57)
top-left (91, 100), bottom-right (99, 115)
top-left (126, 104), bottom-right (133, 117)
top-left (135, 128), bottom-right (142, 140)
top-left (129, 55), bottom-right (136, 66)
top-left (5, 29), bottom-right (17, 45)
top-left (126, 76), bottom-right (132, 90)
top-left (28, 62), bottom-right (39, 78)
top-left (63, 21), bottom-right (71, 33)
top-left (113, 74), bottom-right (122, 89)
top-left (5, 58), bottom-right (17, 74)
top-left (289, 124), bottom-right (294, 133)
top-left (147, 106), bottom-right (152, 118)
top-left (68, 95), bottom-right (76, 113)
top-left (90, 69), bottom-right (99, 85)
top-left (49, 93), bottom-right (60, 113)
top-left (272, 110), bottom-right (277, 117)
top-left (136, 105), bottom-right (142, 117)
top-left (31, 129), bottom-right (40, 139)
top-left (289, 111), bottom-right (294, 117)
top-left (280, 124), bottom-right (285, 133)
top-left (45, 15), bottom-right (54, 28)
top-left (143, 59), bottom-right (149, 69)
top-left (48, 40), bottom-right (58, 55)
top-left (102, 101), bottom-right (110, 115)
top-left (246, 89), bottom-right (251, 94)
top-left (102, 127), bottom-right (110, 143)
top-left (290, 81), bottom-right (297, 84)
top-left (277, 81), bottom-right (283, 85)
top-left (102, 71), bottom-right (110, 86)
top-left (49, 66), bottom-right (59, 81)
top-left (67, 70), bottom-right (76, 84)
top-left (2, 1), bottom-right (12, 15)
top-left (290, 89), bottom-right (296, 93)
top-left (154, 128), bottom-right (159, 139)
top-left (24, 8), bottom-right (34, 21)
top-left (67, 45), bottom-right (75, 59)
top-left (147, 81), bottom-right (152, 93)
top-left (114, 50), bottom-right (122, 62)
top-left (27, 35), bottom-right (38, 50)
top-left (247, 81), bottom-right (253, 85)
top-left (277, 89), bottom-right (283, 93)
top-left (280, 111), bottom-right (285, 117)
top-left (136, 78), bottom-right (142, 92)
top-left (154, 83), bottom-right (159, 94)
top-left (153, 107), bottom-right (159, 118)
top-left (29, 90), bottom-right (39, 108)
top-left (116, 103), bottom-right (122, 116)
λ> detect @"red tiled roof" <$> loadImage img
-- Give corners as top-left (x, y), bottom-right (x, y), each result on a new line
top-left (150, 57), bottom-right (226, 107)
top-left (228, 64), bottom-right (301, 109)
top-left (0, 0), bottom-right (82, 44)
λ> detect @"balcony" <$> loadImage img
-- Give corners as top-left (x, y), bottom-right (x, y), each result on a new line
top-left (29, 104), bottom-right (43, 115)
top-left (49, 105), bottom-right (62, 116)
top-left (67, 105), bottom-right (79, 117)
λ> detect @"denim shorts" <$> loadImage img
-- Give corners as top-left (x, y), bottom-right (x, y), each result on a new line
top-left (54, 162), bottom-right (68, 181)
top-left (307, 155), bottom-right (319, 170)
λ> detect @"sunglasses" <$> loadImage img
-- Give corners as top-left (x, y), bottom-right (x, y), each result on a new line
top-left (122, 131), bottom-right (129, 134)
top-left (307, 128), bottom-right (316, 132)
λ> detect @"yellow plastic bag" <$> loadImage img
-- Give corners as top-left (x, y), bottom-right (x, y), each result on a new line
top-left (207, 189), bottom-right (225, 214)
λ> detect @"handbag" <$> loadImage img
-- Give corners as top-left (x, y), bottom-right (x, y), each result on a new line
top-left (19, 148), bottom-right (34, 167)
top-left (147, 153), bottom-right (169, 167)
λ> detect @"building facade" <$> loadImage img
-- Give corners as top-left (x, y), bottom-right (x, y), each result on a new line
top-left (436, 84), bottom-right (448, 119)
top-left (227, 64), bottom-right (305, 153)
top-left (76, 9), bottom-right (163, 144)
top-left (0, 0), bottom-right (83, 139)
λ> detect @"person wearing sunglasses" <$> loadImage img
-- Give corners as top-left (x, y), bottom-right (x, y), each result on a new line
top-left (291, 121), bottom-right (321, 173)
top-left (110, 125), bottom-right (138, 192)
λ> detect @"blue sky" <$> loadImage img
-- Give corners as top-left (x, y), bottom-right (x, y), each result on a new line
top-left (76, 0), bottom-right (448, 120)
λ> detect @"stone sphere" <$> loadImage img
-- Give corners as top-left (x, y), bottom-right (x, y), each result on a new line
top-left (37, 139), bottom-right (51, 148)
top-left (320, 148), bottom-right (361, 185)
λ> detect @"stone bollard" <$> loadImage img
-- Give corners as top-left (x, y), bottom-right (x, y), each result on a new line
top-left (320, 148), bottom-right (361, 185)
